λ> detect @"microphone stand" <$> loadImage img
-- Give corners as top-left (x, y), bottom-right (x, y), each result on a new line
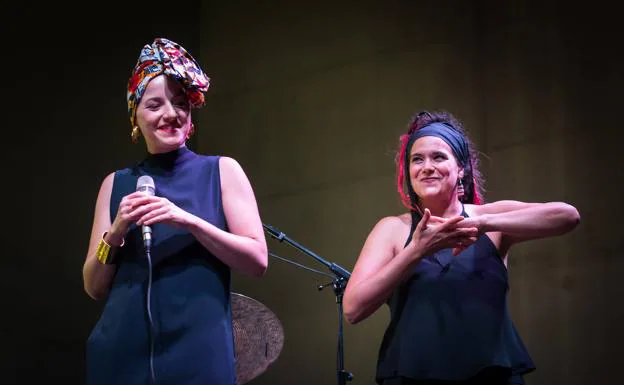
top-left (263, 223), bottom-right (353, 385)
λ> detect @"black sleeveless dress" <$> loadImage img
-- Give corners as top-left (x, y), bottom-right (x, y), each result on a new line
top-left (86, 147), bottom-right (236, 385)
top-left (376, 207), bottom-right (535, 385)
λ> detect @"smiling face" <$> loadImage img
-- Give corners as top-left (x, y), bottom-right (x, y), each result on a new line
top-left (409, 136), bottom-right (464, 204)
top-left (135, 75), bottom-right (192, 154)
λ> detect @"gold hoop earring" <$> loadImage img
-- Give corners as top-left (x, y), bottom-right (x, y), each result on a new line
top-left (457, 177), bottom-right (465, 199)
top-left (131, 126), bottom-right (141, 144)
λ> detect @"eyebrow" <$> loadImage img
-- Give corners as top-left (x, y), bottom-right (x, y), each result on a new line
top-left (142, 95), bottom-right (165, 102)
top-left (410, 150), bottom-right (450, 157)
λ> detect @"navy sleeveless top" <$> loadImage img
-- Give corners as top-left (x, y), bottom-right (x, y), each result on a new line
top-left (376, 207), bottom-right (535, 384)
top-left (86, 147), bottom-right (236, 385)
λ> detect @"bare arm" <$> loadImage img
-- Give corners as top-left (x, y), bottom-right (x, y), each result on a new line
top-left (462, 200), bottom-right (580, 255)
top-left (343, 217), bottom-right (417, 325)
top-left (82, 173), bottom-right (118, 300)
top-left (475, 200), bottom-right (580, 241)
top-left (187, 157), bottom-right (267, 276)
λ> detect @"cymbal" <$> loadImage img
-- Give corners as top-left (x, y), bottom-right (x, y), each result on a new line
top-left (231, 292), bottom-right (284, 384)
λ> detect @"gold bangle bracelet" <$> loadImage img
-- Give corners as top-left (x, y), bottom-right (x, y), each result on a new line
top-left (96, 232), bottom-right (124, 264)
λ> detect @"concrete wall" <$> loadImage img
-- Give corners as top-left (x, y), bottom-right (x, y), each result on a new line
top-left (198, 1), bottom-right (622, 384)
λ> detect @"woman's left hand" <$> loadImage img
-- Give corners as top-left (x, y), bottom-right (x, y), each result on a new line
top-left (451, 215), bottom-right (487, 255)
top-left (454, 216), bottom-right (486, 233)
top-left (136, 196), bottom-right (195, 229)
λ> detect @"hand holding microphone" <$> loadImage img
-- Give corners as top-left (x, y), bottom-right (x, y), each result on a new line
top-left (108, 175), bottom-right (157, 250)
top-left (134, 176), bottom-right (195, 235)
top-left (111, 174), bottom-right (192, 251)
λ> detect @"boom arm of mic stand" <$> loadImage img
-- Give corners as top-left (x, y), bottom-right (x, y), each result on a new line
top-left (263, 223), bottom-right (354, 384)
top-left (263, 223), bottom-right (351, 280)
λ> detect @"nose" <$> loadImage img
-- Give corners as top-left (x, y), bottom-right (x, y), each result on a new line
top-left (421, 158), bottom-right (434, 174)
top-left (162, 102), bottom-right (177, 122)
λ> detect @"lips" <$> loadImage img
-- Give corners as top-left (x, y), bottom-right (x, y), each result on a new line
top-left (157, 126), bottom-right (182, 136)
top-left (157, 125), bottom-right (179, 131)
top-left (420, 177), bottom-right (439, 182)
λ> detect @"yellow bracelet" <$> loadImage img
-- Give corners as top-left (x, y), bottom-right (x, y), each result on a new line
top-left (96, 232), bottom-right (124, 265)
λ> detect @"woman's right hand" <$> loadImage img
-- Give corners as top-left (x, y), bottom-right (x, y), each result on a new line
top-left (410, 209), bottom-right (479, 257)
top-left (108, 191), bottom-right (158, 240)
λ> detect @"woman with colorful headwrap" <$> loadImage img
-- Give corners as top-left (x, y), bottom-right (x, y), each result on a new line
top-left (343, 110), bottom-right (580, 385)
top-left (82, 38), bottom-right (267, 385)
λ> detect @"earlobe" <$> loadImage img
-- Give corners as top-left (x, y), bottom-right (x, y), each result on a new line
top-left (457, 168), bottom-right (466, 200)
top-left (186, 123), bottom-right (195, 139)
top-left (131, 126), bottom-right (141, 143)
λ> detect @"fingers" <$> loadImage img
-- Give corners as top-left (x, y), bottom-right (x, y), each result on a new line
top-left (120, 192), bottom-right (157, 209)
top-left (122, 191), bottom-right (153, 202)
top-left (452, 247), bottom-right (464, 256)
top-left (451, 227), bottom-right (479, 238)
top-left (452, 236), bottom-right (478, 256)
top-left (117, 197), bottom-right (165, 227)
top-left (132, 201), bottom-right (165, 223)
top-left (439, 215), bottom-right (465, 230)
top-left (427, 215), bottom-right (447, 224)
top-left (415, 209), bottom-right (431, 233)
top-left (121, 196), bottom-right (159, 213)
top-left (138, 206), bottom-right (170, 226)
top-left (126, 194), bottom-right (158, 206)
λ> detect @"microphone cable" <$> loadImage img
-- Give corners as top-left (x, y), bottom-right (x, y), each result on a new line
top-left (145, 242), bottom-right (157, 385)
top-left (136, 175), bottom-right (157, 384)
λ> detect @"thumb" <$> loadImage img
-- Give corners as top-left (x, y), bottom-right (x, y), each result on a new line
top-left (415, 208), bottom-right (431, 233)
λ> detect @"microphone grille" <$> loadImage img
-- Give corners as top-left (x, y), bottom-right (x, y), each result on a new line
top-left (136, 175), bottom-right (155, 194)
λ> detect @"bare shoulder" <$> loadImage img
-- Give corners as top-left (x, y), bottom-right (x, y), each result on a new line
top-left (97, 172), bottom-right (116, 198)
top-left (103, 171), bottom-right (115, 184)
top-left (368, 213), bottom-right (412, 252)
top-left (218, 156), bottom-right (243, 174)
top-left (218, 156), bottom-right (252, 189)
top-left (350, 213), bottom-right (412, 282)
top-left (91, 172), bottom-right (116, 237)
top-left (374, 213), bottom-right (410, 232)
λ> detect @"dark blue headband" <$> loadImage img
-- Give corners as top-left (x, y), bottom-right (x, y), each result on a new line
top-left (408, 122), bottom-right (470, 166)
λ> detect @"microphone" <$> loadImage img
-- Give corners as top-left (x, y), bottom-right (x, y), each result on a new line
top-left (136, 175), bottom-right (155, 250)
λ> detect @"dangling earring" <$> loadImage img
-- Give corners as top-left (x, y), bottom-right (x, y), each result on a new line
top-left (457, 177), bottom-right (465, 199)
top-left (131, 126), bottom-right (141, 143)
top-left (186, 123), bottom-right (195, 139)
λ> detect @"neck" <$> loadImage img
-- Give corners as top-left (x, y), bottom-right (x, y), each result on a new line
top-left (147, 143), bottom-right (187, 155)
top-left (419, 195), bottom-right (463, 217)
top-left (143, 145), bottom-right (195, 170)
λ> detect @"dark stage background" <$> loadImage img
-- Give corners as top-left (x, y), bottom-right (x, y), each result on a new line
top-left (3, 2), bottom-right (622, 384)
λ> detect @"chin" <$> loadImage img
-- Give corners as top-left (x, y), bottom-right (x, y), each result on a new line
top-left (416, 188), bottom-right (452, 202)
top-left (417, 193), bottom-right (438, 201)
top-left (151, 140), bottom-right (184, 152)
top-left (158, 136), bottom-right (185, 145)
top-left (414, 186), bottom-right (440, 196)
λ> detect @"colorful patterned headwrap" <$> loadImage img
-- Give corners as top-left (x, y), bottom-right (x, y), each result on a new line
top-left (127, 38), bottom-right (210, 127)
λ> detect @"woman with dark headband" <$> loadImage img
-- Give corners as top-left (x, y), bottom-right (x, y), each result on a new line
top-left (82, 38), bottom-right (267, 385)
top-left (343, 110), bottom-right (580, 385)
